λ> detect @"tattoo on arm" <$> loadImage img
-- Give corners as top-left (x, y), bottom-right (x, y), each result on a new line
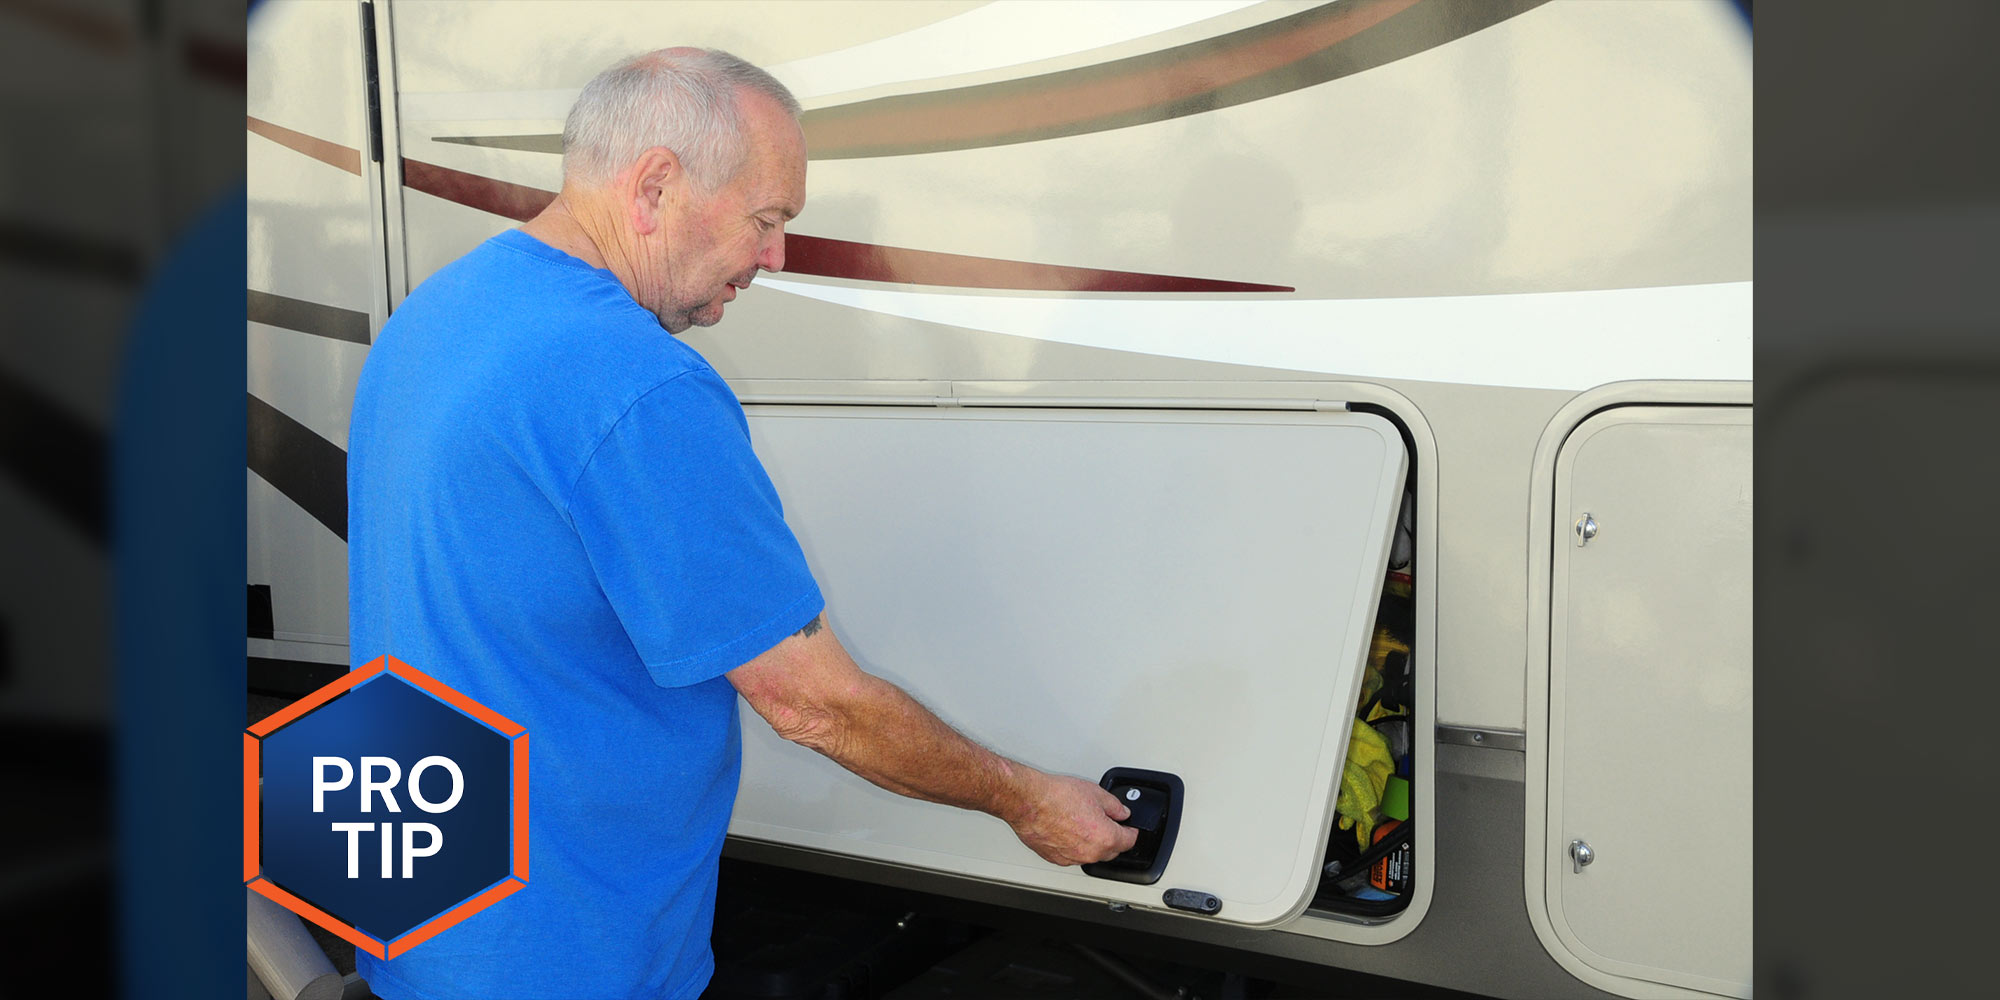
top-left (794, 613), bottom-right (824, 639)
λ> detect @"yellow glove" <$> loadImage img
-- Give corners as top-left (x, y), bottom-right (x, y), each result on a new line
top-left (1368, 627), bottom-right (1410, 672)
top-left (1333, 721), bottom-right (1395, 849)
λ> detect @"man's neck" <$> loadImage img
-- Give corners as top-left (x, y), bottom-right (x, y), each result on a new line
top-left (520, 191), bottom-right (639, 296)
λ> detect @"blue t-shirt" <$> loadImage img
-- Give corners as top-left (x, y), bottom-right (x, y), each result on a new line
top-left (347, 229), bottom-right (823, 1000)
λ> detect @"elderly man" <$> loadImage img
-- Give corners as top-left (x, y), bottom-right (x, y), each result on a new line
top-left (346, 48), bottom-right (1136, 1000)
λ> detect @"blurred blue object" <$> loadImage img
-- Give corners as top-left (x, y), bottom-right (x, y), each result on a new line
top-left (113, 181), bottom-right (243, 1000)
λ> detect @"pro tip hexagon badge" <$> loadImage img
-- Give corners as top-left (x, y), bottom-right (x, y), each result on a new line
top-left (244, 656), bottom-right (528, 959)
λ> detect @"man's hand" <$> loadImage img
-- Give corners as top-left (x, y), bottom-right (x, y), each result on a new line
top-left (729, 613), bottom-right (1140, 868)
top-left (1003, 771), bottom-right (1140, 867)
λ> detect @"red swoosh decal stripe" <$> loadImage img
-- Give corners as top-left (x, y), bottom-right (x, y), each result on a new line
top-left (784, 234), bottom-right (1290, 294)
top-left (248, 118), bottom-right (1291, 293)
top-left (400, 158), bottom-right (556, 223)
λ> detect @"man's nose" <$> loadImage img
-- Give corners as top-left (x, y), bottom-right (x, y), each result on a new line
top-left (758, 232), bottom-right (786, 273)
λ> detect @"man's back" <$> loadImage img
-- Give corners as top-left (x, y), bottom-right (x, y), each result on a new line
top-left (347, 229), bottom-right (822, 1000)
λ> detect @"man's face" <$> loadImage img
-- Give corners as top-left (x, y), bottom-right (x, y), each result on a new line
top-left (654, 92), bottom-right (806, 334)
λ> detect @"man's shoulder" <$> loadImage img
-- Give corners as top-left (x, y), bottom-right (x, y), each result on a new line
top-left (393, 230), bottom-right (650, 330)
top-left (378, 232), bottom-right (709, 387)
top-left (355, 232), bottom-right (728, 472)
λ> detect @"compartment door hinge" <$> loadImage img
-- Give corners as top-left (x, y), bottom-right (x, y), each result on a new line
top-left (360, 1), bottom-right (383, 164)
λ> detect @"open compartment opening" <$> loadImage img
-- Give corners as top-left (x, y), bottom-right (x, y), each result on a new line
top-left (1307, 481), bottom-right (1417, 918)
top-left (1309, 403), bottom-right (1421, 922)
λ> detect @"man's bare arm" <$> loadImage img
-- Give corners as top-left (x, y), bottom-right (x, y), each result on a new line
top-left (726, 613), bottom-right (1138, 866)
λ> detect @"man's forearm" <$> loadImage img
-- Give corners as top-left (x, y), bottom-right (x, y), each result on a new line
top-left (729, 615), bottom-right (1040, 823)
top-left (786, 668), bottom-right (1039, 824)
top-left (726, 613), bottom-right (1134, 866)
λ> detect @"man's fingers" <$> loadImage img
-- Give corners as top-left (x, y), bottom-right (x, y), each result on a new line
top-left (1014, 774), bottom-right (1152, 866)
top-left (1080, 827), bottom-right (1137, 865)
top-left (1086, 782), bottom-right (1132, 820)
top-left (1113, 823), bottom-right (1139, 853)
top-left (1086, 807), bottom-right (1139, 863)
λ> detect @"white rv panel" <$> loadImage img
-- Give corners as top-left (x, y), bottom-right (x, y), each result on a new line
top-left (246, 471), bottom-right (350, 650)
top-left (731, 404), bottom-right (1407, 927)
top-left (1541, 405), bottom-right (1752, 999)
top-left (247, 0), bottom-right (384, 656)
top-left (247, 0), bottom-right (378, 315)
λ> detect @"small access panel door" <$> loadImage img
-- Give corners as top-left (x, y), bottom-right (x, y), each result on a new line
top-left (1544, 406), bottom-right (1752, 998)
top-left (730, 404), bottom-right (1407, 927)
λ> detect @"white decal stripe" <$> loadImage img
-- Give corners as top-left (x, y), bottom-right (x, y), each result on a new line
top-left (757, 279), bottom-right (1753, 391)
top-left (767, 1), bottom-right (1262, 102)
top-left (400, 89), bottom-right (575, 123)
top-left (398, 2), bottom-right (1260, 122)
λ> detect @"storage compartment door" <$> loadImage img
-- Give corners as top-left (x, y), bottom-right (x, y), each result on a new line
top-left (1545, 406), bottom-right (1752, 997)
top-left (731, 405), bottom-right (1407, 927)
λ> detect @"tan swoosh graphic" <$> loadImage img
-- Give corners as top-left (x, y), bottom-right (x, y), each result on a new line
top-left (437, 0), bottom-right (1546, 160)
top-left (248, 116), bottom-right (361, 176)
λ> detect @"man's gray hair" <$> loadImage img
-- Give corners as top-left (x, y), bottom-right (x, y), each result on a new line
top-left (562, 48), bottom-right (801, 190)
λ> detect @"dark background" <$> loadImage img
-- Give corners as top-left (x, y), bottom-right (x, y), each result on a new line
top-left (1754, 2), bottom-right (2000, 997)
top-left (1, 1), bottom-right (1996, 997)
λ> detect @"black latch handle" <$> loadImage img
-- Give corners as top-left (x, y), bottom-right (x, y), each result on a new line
top-left (1081, 767), bottom-right (1184, 886)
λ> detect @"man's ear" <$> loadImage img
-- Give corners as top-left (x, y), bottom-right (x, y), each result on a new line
top-left (623, 146), bottom-right (682, 236)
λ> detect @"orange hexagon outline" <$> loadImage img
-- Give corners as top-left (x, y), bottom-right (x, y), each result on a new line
top-left (244, 655), bottom-right (530, 960)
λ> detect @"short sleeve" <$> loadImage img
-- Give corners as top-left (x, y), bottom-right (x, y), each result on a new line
top-left (567, 368), bottom-right (823, 687)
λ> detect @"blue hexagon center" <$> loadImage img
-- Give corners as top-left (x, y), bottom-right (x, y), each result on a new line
top-left (262, 673), bottom-right (513, 941)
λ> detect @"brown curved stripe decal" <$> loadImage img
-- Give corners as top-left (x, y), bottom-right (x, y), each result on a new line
top-left (806, 0), bottom-right (1419, 159)
top-left (249, 120), bottom-right (1289, 293)
top-left (437, 0), bottom-right (1546, 161)
top-left (247, 116), bottom-right (361, 176)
